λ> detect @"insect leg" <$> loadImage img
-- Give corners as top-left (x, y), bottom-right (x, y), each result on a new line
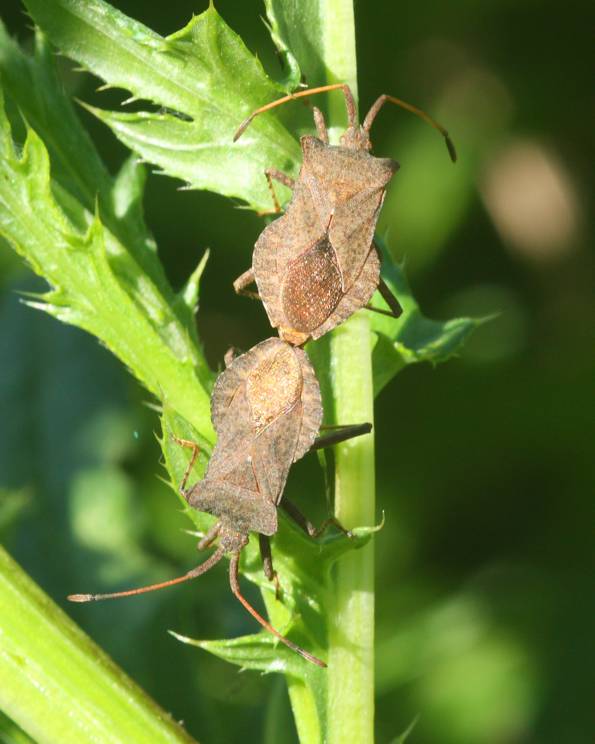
top-left (198, 521), bottom-right (221, 551)
top-left (258, 169), bottom-right (295, 216)
top-left (311, 423), bottom-right (372, 450)
top-left (281, 499), bottom-right (352, 539)
top-left (364, 277), bottom-right (403, 318)
top-left (232, 268), bottom-right (261, 301)
top-left (378, 277), bottom-right (403, 317)
top-left (268, 169), bottom-right (295, 190)
top-left (223, 346), bottom-right (242, 368)
top-left (312, 107), bottom-right (329, 144)
top-left (171, 436), bottom-right (201, 495)
top-left (228, 552), bottom-right (326, 667)
top-left (362, 94), bottom-right (456, 162)
top-left (258, 535), bottom-right (282, 599)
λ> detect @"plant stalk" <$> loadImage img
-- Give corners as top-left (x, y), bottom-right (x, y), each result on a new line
top-left (327, 314), bottom-right (376, 744)
top-left (0, 546), bottom-right (198, 744)
top-left (318, 2), bottom-right (376, 742)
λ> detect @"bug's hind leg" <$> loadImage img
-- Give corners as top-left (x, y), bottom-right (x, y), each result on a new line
top-left (365, 277), bottom-right (403, 318)
top-left (258, 534), bottom-right (282, 599)
top-left (281, 499), bottom-right (352, 539)
top-left (228, 551), bottom-right (326, 667)
top-left (312, 423), bottom-right (372, 450)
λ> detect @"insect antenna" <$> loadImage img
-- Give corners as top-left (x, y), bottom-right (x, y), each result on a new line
top-left (233, 83), bottom-right (355, 141)
top-left (228, 553), bottom-right (327, 668)
top-left (68, 546), bottom-right (225, 602)
top-left (362, 94), bottom-right (457, 162)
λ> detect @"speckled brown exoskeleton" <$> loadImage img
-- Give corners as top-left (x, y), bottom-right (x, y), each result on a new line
top-left (69, 337), bottom-right (371, 667)
top-left (233, 83), bottom-right (456, 346)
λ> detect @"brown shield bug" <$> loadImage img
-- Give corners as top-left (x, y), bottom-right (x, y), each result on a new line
top-left (233, 83), bottom-right (456, 346)
top-left (69, 337), bottom-right (371, 667)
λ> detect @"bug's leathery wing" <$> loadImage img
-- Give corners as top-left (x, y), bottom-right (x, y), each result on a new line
top-left (207, 339), bottom-right (322, 512)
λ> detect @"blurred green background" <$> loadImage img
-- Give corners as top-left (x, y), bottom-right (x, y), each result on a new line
top-left (0, 1), bottom-right (593, 743)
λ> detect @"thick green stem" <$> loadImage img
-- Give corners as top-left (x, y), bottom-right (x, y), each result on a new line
top-left (327, 315), bottom-right (375, 743)
top-left (319, 0), bottom-right (358, 117)
top-left (0, 546), bottom-right (198, 744)
top-left (317, 4), bottom-right (376, 741)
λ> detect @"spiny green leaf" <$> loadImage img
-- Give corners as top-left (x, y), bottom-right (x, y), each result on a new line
top-left (262, 2), bottom-right (302, 91)
top-left (264, 0), bottom-right (358, 130)
top-left (0, 89), bottom-right (215, 439)
top-left (160, 407), bottom-right (215, 534)
top-left (264, 0), bottom-right (327, 91)
top-left (170, 630), bottom-right (310, 678)
top-left (0, 21), bottom-right (110, 211)
top-left (23, 0), bottom-right (303, 210)
top-left (369, 240), bottom-right (485, 394)
top-left (0, 22), bottom-right (171, 297)
top-left (172, 248), bottom-right (210, 341)
top-left (171, 620), bottom-right (328, 734)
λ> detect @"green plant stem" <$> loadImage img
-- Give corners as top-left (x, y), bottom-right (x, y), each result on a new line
top-left (317, 3), bottom-right (376, 741)
top-left (319, 0), bottom-right (358, 120)
top-left (327, 314), bottom-right (376, 743)
top-left (0, 546), bottom-right (198, 744)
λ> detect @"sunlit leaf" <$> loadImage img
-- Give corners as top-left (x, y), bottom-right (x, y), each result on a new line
top-left (0, 88), bottom-right (214, 438)
top-left (23, 0), bottom-right (303, 211)
top-left (369, 241), bottom-right (485, 394)
top-left (0, 22), bottom-right (171, 297)
top-left (171, 629), bottom-right (309, 678)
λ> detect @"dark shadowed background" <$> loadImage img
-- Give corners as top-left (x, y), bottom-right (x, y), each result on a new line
top-left (1, 1), bottom-right (593, 742)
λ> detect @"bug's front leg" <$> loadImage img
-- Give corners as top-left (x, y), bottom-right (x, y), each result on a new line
top-left (258, 534), bottom-right (282, 599)
top-left (258, 169), bottom-right (296, 217)
top-left (171, 436), bottom-right (201, 495)
top-left (198, 521), bottom-right (221, 551)
top-left (232, 268), bottom-right (260, 301)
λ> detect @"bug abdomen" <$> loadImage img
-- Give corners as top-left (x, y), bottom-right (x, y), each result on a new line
top-left (281, 237), bottom-right (343, 332)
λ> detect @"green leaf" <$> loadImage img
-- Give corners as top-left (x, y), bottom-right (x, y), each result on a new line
top-left (369, 241), bottom-right (484, 394)
top-left (161, 401), bottom-right (381, 743)
top-left (264, 0), bottom-right (358, 128)
top-left (160, 407), bottom-right (215, 533)
top-left (0, 22), bottom-right (172, 298)
top-left (23, 0), bottom-right (303, 210)
top-left (0, 87), bottom-right (215, 440)
top-left (171, 630), bottom-right (309, 678)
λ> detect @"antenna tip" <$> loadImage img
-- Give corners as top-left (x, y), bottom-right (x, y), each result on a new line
top-left (445, 134), bottom-right (457, 163)
top-left (68, 593), bottom-right (95, 603)
top-left (301, 649), bottom-right (327, 668)
top-left (233, 117), bottom-right (251, 142)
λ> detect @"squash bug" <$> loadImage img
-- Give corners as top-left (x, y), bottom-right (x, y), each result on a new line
top-left (233, 83), bottom-right (456, 346)
top-left (69, 338), bottom-right (371, 667)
